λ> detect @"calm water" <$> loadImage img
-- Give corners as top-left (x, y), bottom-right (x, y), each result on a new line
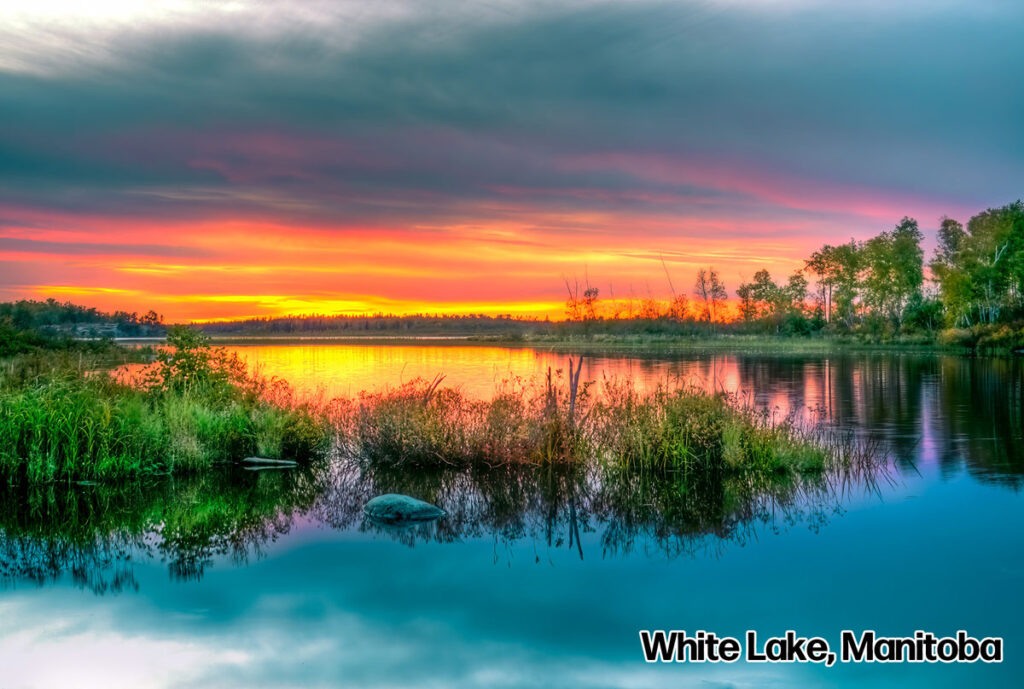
top-left (3, 345), bottom-right (1024, 688)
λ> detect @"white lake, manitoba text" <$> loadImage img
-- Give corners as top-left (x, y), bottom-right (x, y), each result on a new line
top-left (639, 630), bottom-right (1003, 666)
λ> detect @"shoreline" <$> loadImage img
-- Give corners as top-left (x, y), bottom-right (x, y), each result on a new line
top-left (113, 334), bottom-right (981, 355)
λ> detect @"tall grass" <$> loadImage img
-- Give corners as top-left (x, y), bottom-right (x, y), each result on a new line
top-left (337, 370), bottom-right (859, 490)
top-left (0, 327), bottom-right (867, 497)
top-left (339, 369), bottom-right (591, 468)
top-left (0, 328), bottom-right (334, 484)
top-left (595, 383), bottom-right (828, 477)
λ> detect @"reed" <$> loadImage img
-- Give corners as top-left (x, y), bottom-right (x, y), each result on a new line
top-left (340, 371), bottom-right (587, 468)
top-left (339, 369), bottom-right (859, 490)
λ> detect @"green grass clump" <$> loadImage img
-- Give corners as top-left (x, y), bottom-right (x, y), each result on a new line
top-left (345, 375), bottom-right (583, 468)
top-left (0, 327), bottom-right (334, 484)
top-left (595, 388), bottom-right (727, 476)
top-left (595, 383), bottom-right (829, 480)
top-left (342, 373), bottom-right (841, 489)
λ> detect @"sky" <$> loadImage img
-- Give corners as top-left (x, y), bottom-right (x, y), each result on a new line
top-left (1, 0), bottom-right (1022, 321)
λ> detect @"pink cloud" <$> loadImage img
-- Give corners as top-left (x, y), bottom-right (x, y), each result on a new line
top-left (556, 151), bottom-right (976, 225)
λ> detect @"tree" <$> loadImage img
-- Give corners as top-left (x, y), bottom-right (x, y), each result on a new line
top-left (735, 269), bottom-right (810, 333)
top-left (830, 241), bottom-right (864, 328)
top-left (736, 282), bottom-right (758, 323)
top-left (736, 270), bottom-right (780, 325)
top-left (667, 294), bottom-right (689, 321)
top-left (805, 240), bottom-right (862, 326)
top-left (934, 216), bottom-right (966, 268)
top-left (930, 216), bottom-right (970, 326)
top-left (931, 202), bottom-right (1024, 325)
top-left (963, 201), bottom-right (1024, 323)
top-left (784, 271), bottom-right (808, 310)
top-left (861, 217), bottom-right (924, 327)
top-left (582, 287), bottom-right (600, 322)
top-left (694, 268), bottom-right (727, 325)
top-left (804, 249), bottom-right (834, 322)
top-left (638, 297), bottom-right (662, 320)
top-left (565, 279), bottom-right (600, 322)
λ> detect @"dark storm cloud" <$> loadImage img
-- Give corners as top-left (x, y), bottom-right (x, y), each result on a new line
top-left (1, 1), bottom-right (1022, 229)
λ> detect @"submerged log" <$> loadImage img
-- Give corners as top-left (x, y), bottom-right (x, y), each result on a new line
top-left (241, 457), bottom-right (298, 467)
top-left (364, 494), bottom-right (445, 524)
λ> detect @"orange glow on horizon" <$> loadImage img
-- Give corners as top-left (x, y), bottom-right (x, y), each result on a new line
top-left (0, 149), bottom-right (956, 323)
top-left (2, 206), bottom-right (814, 321)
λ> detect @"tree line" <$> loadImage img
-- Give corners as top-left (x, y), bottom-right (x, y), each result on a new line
top-left (0, 299), bottom-right (164, 337)
top-left (564, 200), bottom-right (1024, 346)
top-left (2, 200), bottom-right (1022, 348)
top-left (199, 313), bottom-right (548, 336)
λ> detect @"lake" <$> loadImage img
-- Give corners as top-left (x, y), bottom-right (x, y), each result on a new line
top-left (2, 344), bottom-right (1023, 688)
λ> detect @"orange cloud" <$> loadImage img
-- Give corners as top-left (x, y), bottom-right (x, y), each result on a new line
top-left (0, 157), bottom-right (946, 323)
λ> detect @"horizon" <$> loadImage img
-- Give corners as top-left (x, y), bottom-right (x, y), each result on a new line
top-left (3, 1), bottom-right (1022, 321)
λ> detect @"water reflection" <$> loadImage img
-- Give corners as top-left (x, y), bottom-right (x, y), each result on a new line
top-left (0, 467), bottom-right (322, 592)
top-left (5, 348), bottom-right (1023, 689)
top-left (10, 349), bottom-right (1024, 592)
top-left (1, 450), bottom-right (881, 591)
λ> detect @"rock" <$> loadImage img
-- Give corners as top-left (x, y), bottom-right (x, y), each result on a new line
top-left (364, 494), bottom-right (445, 524)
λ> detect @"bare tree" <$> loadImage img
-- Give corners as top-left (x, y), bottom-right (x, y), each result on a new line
top-left (709, 269), bottom-right (727, 323)
top-left (564, 278), bottom-right (582, 321)
top-left (695, 267), bottom-right (727, 326)
top-left (694, 269), bottom-right (712, 323)
top-left (667, 294), bottom-right (689, 321)
top-left (582, 287), bottom-right (600, 322)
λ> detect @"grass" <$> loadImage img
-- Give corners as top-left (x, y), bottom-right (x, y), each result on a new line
top-left (185, 331), bottom-right (973, 356)
top-left (0, 325), bottom-right (869, 503)
top-left (339, 372), bottom-right (587, 468)
top-left (0, 329), bottom-right (334, 484)
top-left (0, 324), bottom-right (893, 573)
top-left (336, 369), bottom-right (864, 496)
top-left (593, 383), bottom-right (829, 477)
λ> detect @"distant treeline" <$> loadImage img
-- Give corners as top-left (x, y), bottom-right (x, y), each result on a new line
top-left (0, 299), bottom-right (165, 356)
top-left (196, 200), bottom-right (1023, 347)
top-left (1, 200), bottom-right (1022, 351)
top-left (198, 313), bottom-right (553, 337)
top-left (0, 299), bottom-right (165, 336)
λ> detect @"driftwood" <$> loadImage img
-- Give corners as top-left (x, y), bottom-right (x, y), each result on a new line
top-left (241, 457), bottom-right (297, 467)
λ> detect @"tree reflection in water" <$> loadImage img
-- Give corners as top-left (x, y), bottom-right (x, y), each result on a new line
top-left (0, 465), bottom-right (323, 592)
top-left (0, 453), bottom-right (883, 592)
top-left (7, 348), bottom-right (1023, 595)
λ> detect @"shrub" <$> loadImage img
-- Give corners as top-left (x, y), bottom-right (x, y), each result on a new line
top-left (938, 328), bottom-right (975, 349)
top-left (0, 331), bottom-right (335, 483)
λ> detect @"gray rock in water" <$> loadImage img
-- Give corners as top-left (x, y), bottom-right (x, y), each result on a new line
top-left (364, 494), bottom-right (445, 524)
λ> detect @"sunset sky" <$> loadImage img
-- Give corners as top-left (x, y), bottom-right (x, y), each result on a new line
top-left (2, 1), bottom-right (1022, 321)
